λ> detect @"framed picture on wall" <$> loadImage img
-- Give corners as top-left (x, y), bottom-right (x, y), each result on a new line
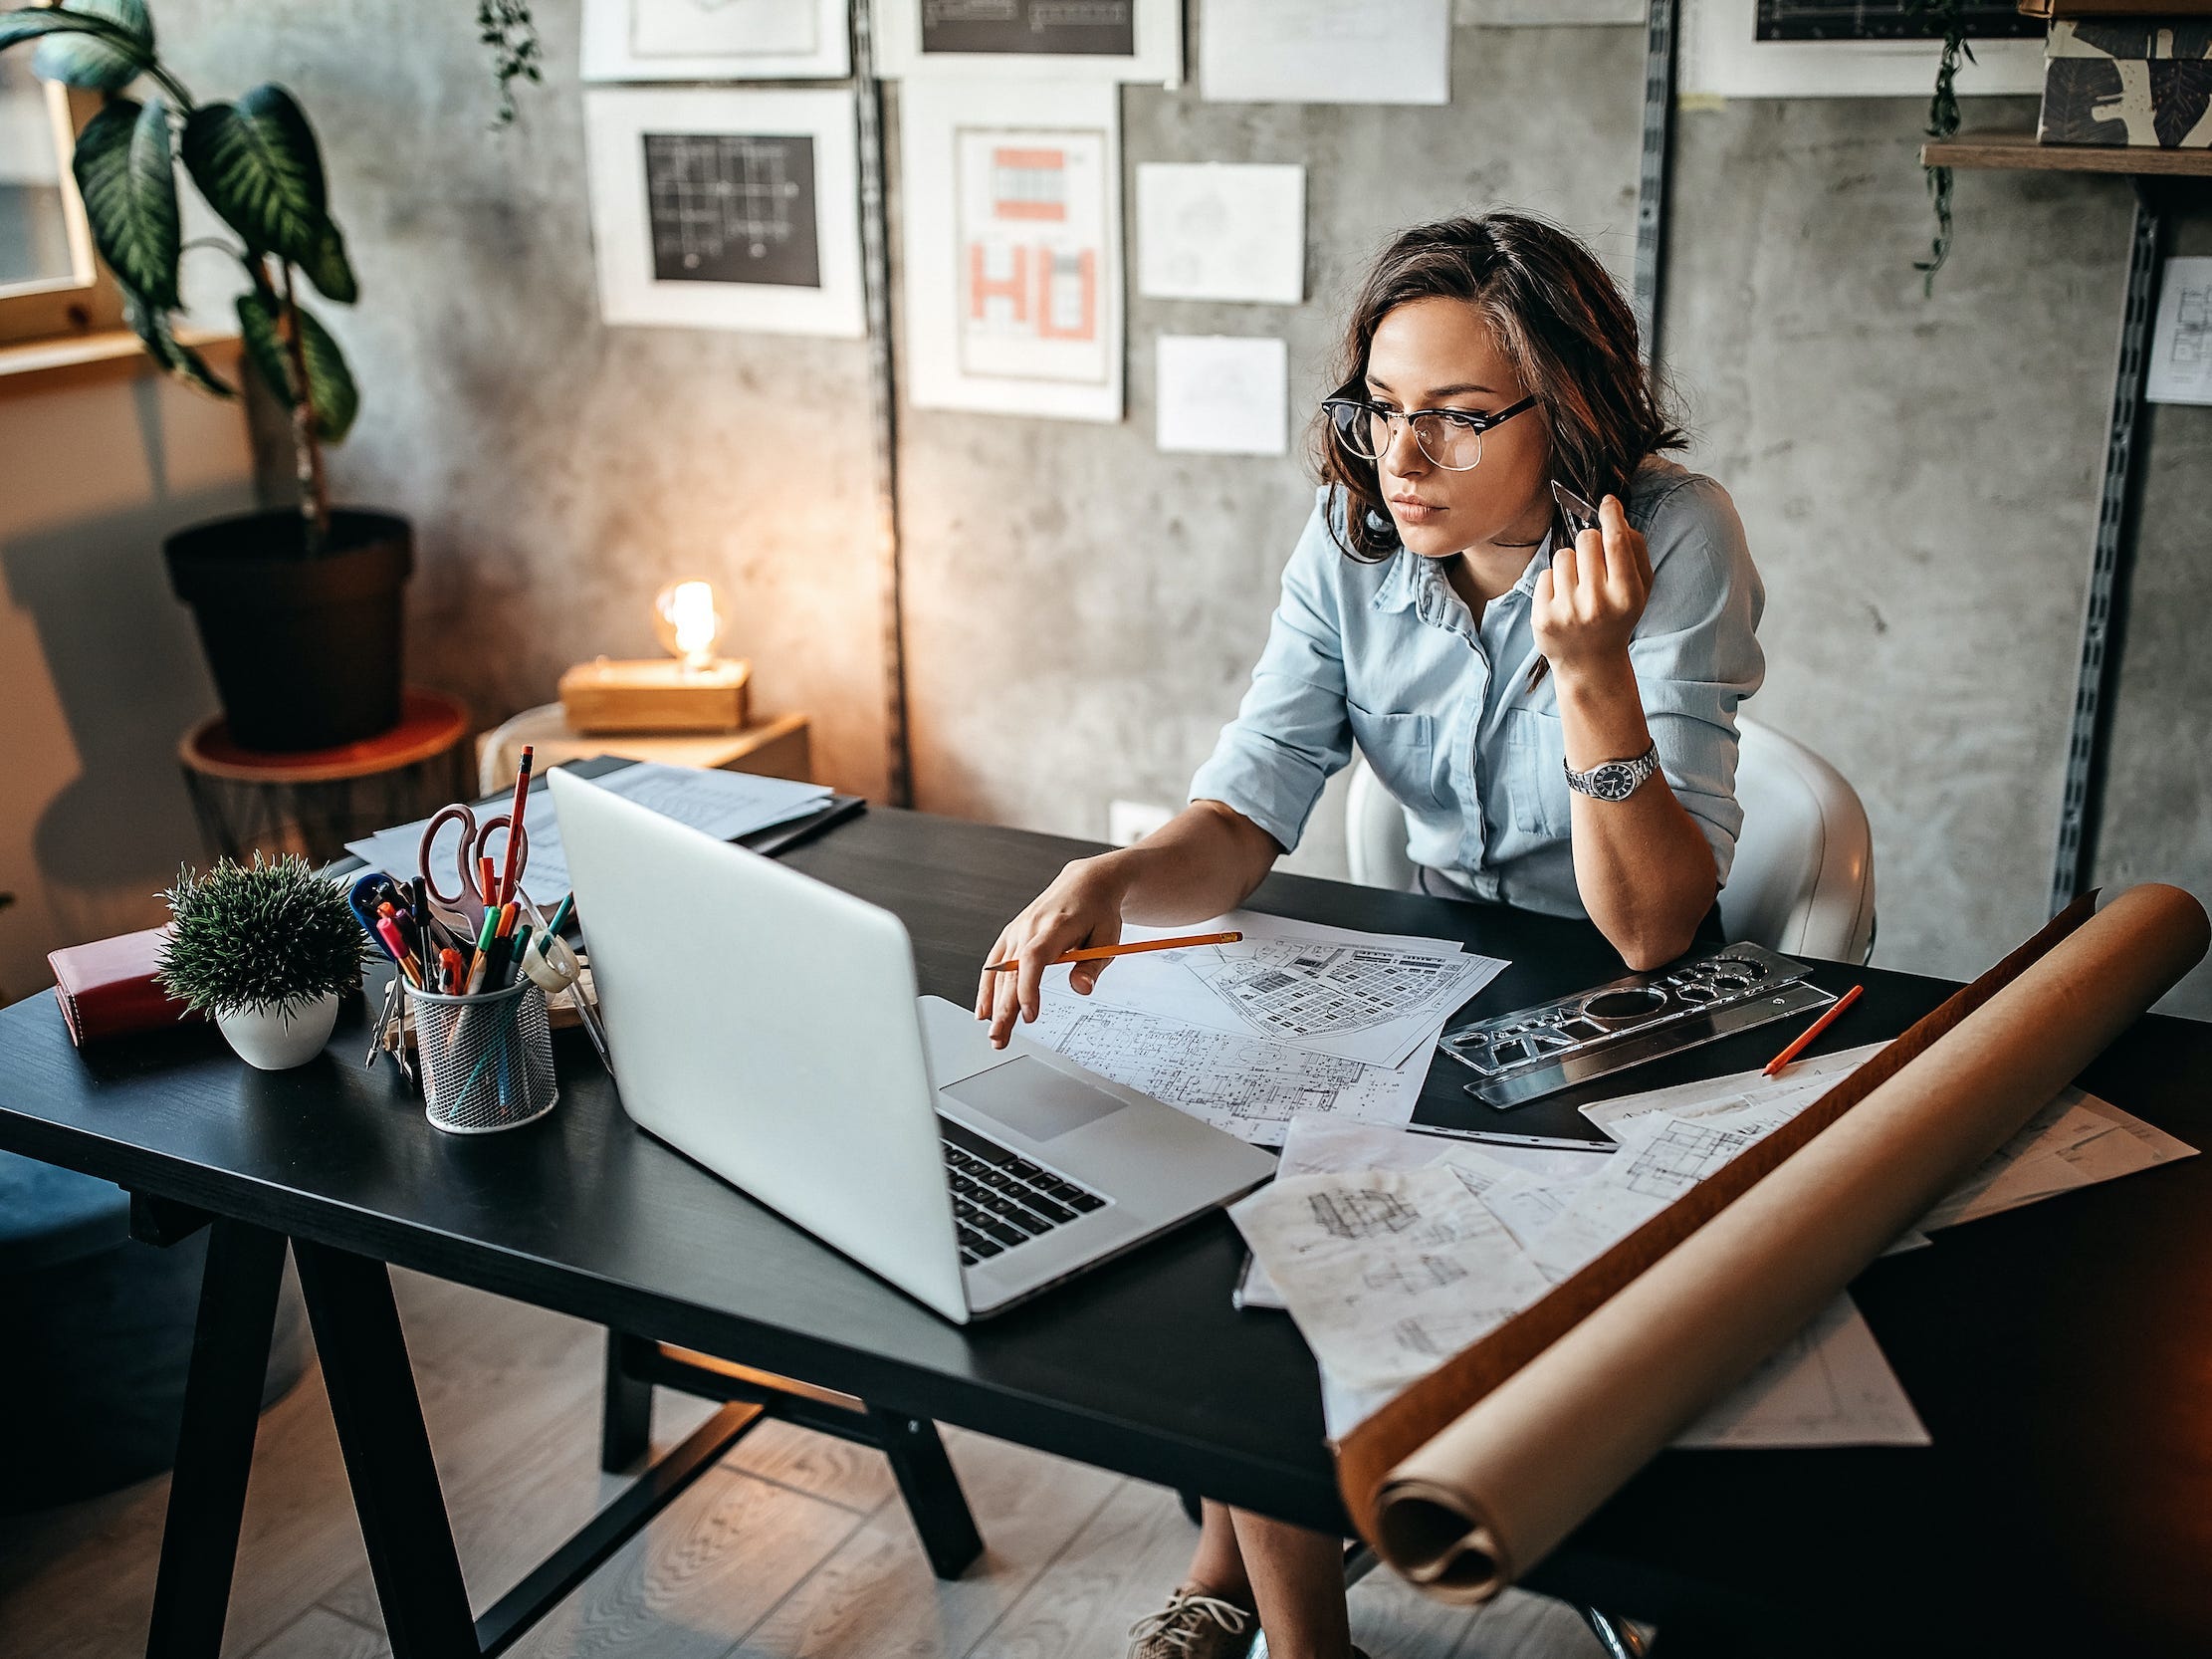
top-left (580, 0), bottom-right (851, 82)
top-left (874, 0), bottom-right (1181, 84)
top-left (583, 88), bottom-right (865, 337)
top-left (1680, 0), bottom-right (2046, 97)
top-left (899, 77), bottom-right (1124, 420)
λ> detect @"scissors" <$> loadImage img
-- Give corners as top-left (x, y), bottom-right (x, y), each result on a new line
top-left (417, 802), bottom-right (529, 932)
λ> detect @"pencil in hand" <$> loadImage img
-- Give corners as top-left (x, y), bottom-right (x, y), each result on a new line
top-left (983, 930), bottom-right (1242, 973)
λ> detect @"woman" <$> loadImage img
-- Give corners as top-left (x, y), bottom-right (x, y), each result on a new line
top-left (977, 213), bottom-right (1763, 1659)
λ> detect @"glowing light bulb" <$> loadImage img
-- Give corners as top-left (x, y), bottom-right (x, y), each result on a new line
top-left (653, 580), bottom-right (726, 674)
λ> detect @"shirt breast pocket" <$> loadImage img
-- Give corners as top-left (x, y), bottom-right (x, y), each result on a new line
top-left (1503, 708), bottom-right (1570, 838)
top-left (1346, 700), bottom-right (1440, 814)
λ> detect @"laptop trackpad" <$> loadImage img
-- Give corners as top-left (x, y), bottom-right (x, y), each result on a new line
top-left (944, 1056), bottom-right (1125, 1142)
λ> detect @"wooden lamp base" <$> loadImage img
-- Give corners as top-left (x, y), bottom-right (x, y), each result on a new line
top-left (557, 657), bottom-right (751, 735)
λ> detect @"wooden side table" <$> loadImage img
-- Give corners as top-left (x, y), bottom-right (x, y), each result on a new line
top-left (473, 703), bottom-right (812, 795)
top-left (180, 689), bottom-right (472, 864)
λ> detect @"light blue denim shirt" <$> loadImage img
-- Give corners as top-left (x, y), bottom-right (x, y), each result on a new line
top-left (1189, 457), bottom-right (1766, 919)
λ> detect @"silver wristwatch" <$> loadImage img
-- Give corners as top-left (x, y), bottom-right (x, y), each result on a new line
top-left (1563, 743), bottom-right (1660, 803)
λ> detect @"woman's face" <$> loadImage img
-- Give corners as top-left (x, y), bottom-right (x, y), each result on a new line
top-left (1362, 296), bottom-right (1552, 563)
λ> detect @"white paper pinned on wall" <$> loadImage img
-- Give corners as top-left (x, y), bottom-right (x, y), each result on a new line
top-left (1156, 336), bottom-right (1290, 458)
top-left (2148, 256), bottom-right (2212, 406)
top-left (1202, 0), bottom-right (1451, 106)
top-left (1137, 163), bottom-right (1305, 305)
top-left (899, 78), bottom-right (1123, 422)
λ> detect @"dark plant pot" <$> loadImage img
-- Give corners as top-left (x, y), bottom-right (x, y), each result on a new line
top-left (165, 509), bottom-right (414, 752)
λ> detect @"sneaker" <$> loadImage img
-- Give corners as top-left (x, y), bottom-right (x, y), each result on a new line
top-left (1126, 1586), bottom-right (1255, 1659)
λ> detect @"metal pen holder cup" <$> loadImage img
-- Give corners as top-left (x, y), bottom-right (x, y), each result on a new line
top-left (403, 977), bottom-right (558, 1135)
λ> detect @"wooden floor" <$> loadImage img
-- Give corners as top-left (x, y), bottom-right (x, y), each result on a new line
top-left (0, 1272), bottom-right (1603, 1659)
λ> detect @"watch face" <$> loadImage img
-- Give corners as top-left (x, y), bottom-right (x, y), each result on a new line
top-left (1589, 763), bottom-right (1638, 801)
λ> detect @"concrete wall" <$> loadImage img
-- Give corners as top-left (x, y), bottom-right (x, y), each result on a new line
top-left (14, 3), bottom-right (2206, 1016)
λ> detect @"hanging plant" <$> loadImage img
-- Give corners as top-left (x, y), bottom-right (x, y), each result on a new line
top-left (475, 0), bottom-right (541, 126)
top-left (1912, 0), bottom-right (1974, 296)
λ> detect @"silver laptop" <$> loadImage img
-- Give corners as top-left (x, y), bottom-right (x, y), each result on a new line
top-left (549, 768), bottom-right (1275, 1322)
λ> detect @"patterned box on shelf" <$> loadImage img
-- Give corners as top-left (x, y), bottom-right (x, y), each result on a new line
top-left (2039, 19), bottom-right (2212, 146)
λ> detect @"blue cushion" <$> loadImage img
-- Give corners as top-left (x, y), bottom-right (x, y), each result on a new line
top-left (0, 1150), bottom-right (129, 1274)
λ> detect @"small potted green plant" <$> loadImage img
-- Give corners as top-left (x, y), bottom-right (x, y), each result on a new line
top-left (1, 0), bottom-right (411, 751)
top-left (156, 855), bottom-right (363, 1069)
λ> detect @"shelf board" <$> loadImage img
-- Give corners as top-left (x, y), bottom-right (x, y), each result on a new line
top-left (1922, 129), bottom-right (2212, 177)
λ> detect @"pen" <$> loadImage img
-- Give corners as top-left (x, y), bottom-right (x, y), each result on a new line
top-left (499, 746), bottom-right (534, 906)
top-left (375, 917), bottom-right (424, 989)
top-left (544, 892), bottom-right (576, 939)
top-left (479, 854), bottom-right (498, 907)
top-left (1763, 984), bottom-right (1865, 1076)
top-left (748, 796), bottom-right (867, 859)
top-left (440, 947), bottom-right (464, 994)
top-left (464, 908), bottom-right (500, 995)
top-left (984, 930), bottom-right (1242, 972)
top-left (507, 924), bottom-right (533, 990)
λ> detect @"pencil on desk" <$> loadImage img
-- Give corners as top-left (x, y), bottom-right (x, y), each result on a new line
top-left (1762, 983), bottom-right (1864, 1076)
top-left (984, 930), bottom-right (1242, 973)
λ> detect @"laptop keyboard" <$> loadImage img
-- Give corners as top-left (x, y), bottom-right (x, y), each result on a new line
top-left (940, 1116), bottom-right (1108, 1265)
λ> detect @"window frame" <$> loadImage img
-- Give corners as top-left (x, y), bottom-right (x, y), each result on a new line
top-left (0, 79), bottom-right (127, 348)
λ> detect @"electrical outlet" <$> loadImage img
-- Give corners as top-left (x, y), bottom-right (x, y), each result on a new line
top-left (1108, 799), bottom-right (1176, 847)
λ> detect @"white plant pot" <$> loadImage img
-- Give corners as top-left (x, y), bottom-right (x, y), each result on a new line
top-left (215, 991), bottom-right (340, 1070)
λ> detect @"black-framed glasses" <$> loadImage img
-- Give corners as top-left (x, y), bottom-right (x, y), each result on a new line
top-left (1321, 390), bottom-right (1540, 472)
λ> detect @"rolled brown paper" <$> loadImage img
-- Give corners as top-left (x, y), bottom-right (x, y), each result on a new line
top-left (1363, 882), bottom-right (2208, 1602)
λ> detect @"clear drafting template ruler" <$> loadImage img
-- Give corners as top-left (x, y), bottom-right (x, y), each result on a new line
top-left (1439, 943), bottom-right (1835, 1110)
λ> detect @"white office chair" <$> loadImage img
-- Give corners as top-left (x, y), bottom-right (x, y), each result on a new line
top-left (1343, 716), bottom-right (1877, 964)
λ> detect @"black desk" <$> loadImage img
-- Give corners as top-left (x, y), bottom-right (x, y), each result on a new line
top-left (2, 809), bottom-right (2208, 1658)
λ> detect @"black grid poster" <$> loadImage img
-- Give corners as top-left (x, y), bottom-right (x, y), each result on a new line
top-left (921, 0), bottom-right (1136, 57)
top-left (1755, 1), bottom-right (2040, 41)
top-left (643, 131), bottom-right (821, 289)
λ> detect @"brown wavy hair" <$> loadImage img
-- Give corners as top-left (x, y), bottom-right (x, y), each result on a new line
top-left (1317, 212), bottom-right (1684, 563)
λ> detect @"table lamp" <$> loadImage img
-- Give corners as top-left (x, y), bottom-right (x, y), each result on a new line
top-left (557, 579), bottom-right (751, 734)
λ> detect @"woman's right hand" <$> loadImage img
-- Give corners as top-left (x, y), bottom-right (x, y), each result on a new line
top-left (976, 853), bottom-right (1132, 1050)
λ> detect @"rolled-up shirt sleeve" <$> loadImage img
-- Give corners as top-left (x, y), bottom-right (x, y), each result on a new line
top-left (1630, 476), bottom-right (1766, 886)
top-left (1189, 498), bottom-right (1354, 853)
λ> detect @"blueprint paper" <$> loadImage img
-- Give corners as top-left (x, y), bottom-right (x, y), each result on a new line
top-left (1156, 337), bottom-right (1290, 457)
top-left (1043, 910), bottom-right (1502, 1068)
top-left (1024, 1000), bottom-right (1429, 1147)
top-left (1241, 1117), bottom-right (1610, 1309)
top-left (1202, 0), bottom-right (1451, 105)
top-left (1238, 1108), bottom-right (1925, 1447)
top-left (1136, 163), bottom-right (1304, 304)
top-left (1232, 1168), bottom-right (1553, 1392)
top-left (1673, 1293), bottom-right (1929, 1449)
top-left (1579, 1043), bottom-right (2195, 1239)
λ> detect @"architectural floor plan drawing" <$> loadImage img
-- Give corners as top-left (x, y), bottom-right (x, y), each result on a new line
top-left (1051, 909), bottom-right (1505, 1068)
top-left (1023, 1000), bottom-right (1425, 1146)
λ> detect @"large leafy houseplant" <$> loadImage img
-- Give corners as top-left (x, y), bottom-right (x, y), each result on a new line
top-left (2, 0), bottom-right (413, 752)
top-left (2, 0), bottom-right (357, 544)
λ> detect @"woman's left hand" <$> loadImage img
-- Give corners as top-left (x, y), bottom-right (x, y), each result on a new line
top-left (1531, 493), bottom-right (1652, 681)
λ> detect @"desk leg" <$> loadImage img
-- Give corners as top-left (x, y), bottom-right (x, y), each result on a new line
top-left (293, 1239), bottom-right (478, 1659)
top-left (145, 1219), bottom-right (287, 1659)
top-left (870, 1409), bottom-right (984, 1579)
top-left (600, 1330), bottom-right (655, 1472)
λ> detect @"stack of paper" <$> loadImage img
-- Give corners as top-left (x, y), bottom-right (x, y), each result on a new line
top-left (341, 764), bottom-right (834, 902)
top-left (1025, 910), bottom-right (1507, 1147)
top-left (1232, 1050), bottom-right (2196, 1444)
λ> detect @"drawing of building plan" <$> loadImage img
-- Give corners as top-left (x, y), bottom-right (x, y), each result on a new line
top-left (1046, 909), bottom-right (1504, 1067)
top-left (1022, 999), bottom-right (1426, 1146)
top-left (1231, 1167), bottom-right (1552, 1392)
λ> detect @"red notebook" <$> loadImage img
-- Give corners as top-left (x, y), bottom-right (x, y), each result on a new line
top-left (47, 928), bottom-right (204, 1047)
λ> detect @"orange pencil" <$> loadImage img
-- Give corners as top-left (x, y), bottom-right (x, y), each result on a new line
top-left (1762, 983), bottom-right (1864, 1076)
top-left (479, 854), bottom-right (498, 905)
top-left (984, 930), bottom-right (1242, 972)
